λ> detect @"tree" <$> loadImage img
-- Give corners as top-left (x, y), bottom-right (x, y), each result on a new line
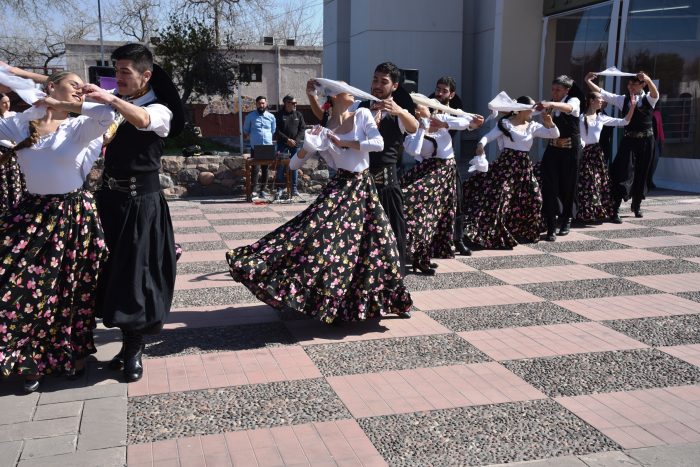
top-left (104, 0), bottom-right (162, 43)
top-left (154, 15), bottom-right (243, 109)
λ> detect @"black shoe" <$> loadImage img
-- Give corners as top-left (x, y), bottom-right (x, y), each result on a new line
top-left (610, 213), bottom-right (623, 224)
top-left (398, 311), bottom-right (412, 318)
top-left (412, 260), bottom-right (436, 276)
top-left (632, 205), bottom-right (643, 218)
top-left (123, 333), bottom-right (144, 383)
top-left (557, 218), bottom-right (571, 236)
top-left (108, 344), bottom-right (125, 371)
top-left (23, 376), bottom-right (42, 394)
top-left (429, 262), bottom-right (439, 269)
top-left (67, 365), bottom-right (86, 381)
top-left (545, 231), bottom-right (556, 242)
top-left (455, 241), bottom-right (472, 256)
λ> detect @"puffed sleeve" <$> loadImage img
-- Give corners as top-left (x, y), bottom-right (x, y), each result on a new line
top-left (141, 103), bottom-right (172, 137)
top-left (477, 124), bottom-right (504, 147)
top-left (599, 114), bottom-right (629, 127)
top-left (442, 114), bottom-right (472, 131)
top-left (599, 89), bottom-right (626, 111)
top-left (403, 128), bottom-right (426, 158)
top-left (0, 114), bottom-right (26, 144)
top-left (72, 102), bottom-right (117, 145)
top-left (532, 121), bottom-right (560, 139)
top-left (357, 107), bottom-right (383, 153)
top-left (289, 152), bottom-right (307, 170)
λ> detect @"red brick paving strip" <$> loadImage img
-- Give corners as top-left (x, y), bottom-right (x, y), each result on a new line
top-left (552, 249), bottom-right (672, 264)
top-left (483, 265), bottom-right (615, 284)
top-left (410, 285), bottom-right (544, 311)
top-left (554, 294), bottom-right (700, 321)
top-left (626, 272), bottom-right (700, 293)
top-left (610, 235), bottom-right (700, 249)
top-left (659, 344), bottom-right (700, 367)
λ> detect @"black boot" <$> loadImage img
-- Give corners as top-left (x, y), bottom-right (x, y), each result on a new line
top-left (23, 376), bottom-right (42, 394)
top-left (454, 216), bottom-right (471, 255)
top-left (631, 200), bottom-right (643, 218)
top-left (108, 339), bottom-right (125, 371)
top-left (455, 240), bottom-right (472, 256)
top-left (122, 331), bottom-right (144, 383)
top-left (545, 217), bottom-right (557, 242)
top-left (610, 198), bottom-right (623, 224)
top-left (557, 218), bottom-right (571, 236)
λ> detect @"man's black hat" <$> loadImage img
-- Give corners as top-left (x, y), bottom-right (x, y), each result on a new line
top-left (150, 63), bottom-right (185, 138)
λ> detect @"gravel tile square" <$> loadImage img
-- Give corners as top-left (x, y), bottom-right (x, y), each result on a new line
top-left (678, 291), bottom-right (700, 303)
top-left (631, 217), bottom-right (700, 227)
top-left (127, 378), bottom-right (351, 444)
top-left (173, 226), bottom-right (216, 234)
top-left (674, 209), bottom-right (700, 217)
top-left (530, 240), bottom-right (629, 253)
top-left (519, 278), bottom-right (659, 300)
top-left (172, 286), bottom-right (256, 307)
top-left (357, 399), bottom-right (619, 467)
top-left (208, 217), bottom-right (283, 226)
top-left (403, 271), bottom-right (504, 291)
top-left (169, 214), bottom-right (206, 221)
top-left (425, 302), bottom-right (588, 332)
top-left (220, 231), bottom-right (273, 241)
top-left (460, 255), bottom-right (574, 270)
top-left (200, 205), bottom-right (273, 213)
top-left (177, 260), bottom-right (229, 275)
top-left (589, 259), bottom-right (700, 277)
top-left (603, 314), bottom-right (700, 346)
top-left (303, 334), bottom-right (489, 376)
top-left (502, 349), bottom-right (700, 397)
top-left (179, 240), bottom-right (228, 251)
top-left (584, 228), bottom-right (670, 240)
top-left (144, 322), bottom-right (296, 357)
top-left (648, 245), bottom-right (700, 258)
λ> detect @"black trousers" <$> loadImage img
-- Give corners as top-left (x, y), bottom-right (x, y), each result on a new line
top-left (541, 144), bottom-right (581, 225)
top-left (250, 147), bottom-right (270, 193)
top-left (372, 165), bottom-right (407, 276)
top-left (610, 135), bottom-right (655, 207)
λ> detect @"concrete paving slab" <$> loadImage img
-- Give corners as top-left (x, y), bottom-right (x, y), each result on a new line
top-left (19, 434), bottom-right (76, 460)
top-left (17, 446), bottom-right (125, 467)
top-left (78, 397), bottom-right (127, 451)
top-left (0, 441), bottom-right (22, 467)
top-left (626, 442), bottom-right (700, 467)
top-left (32, 401), bottom-right (83, 421)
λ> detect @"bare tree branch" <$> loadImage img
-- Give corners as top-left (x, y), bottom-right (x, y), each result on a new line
top-left (104, 0), bottom-right (163, 43)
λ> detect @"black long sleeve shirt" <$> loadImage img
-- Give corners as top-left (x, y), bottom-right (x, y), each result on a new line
top-left (275, 109), bottom-right (306, 149)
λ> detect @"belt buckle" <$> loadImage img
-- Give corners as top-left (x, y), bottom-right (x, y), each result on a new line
top-left (107, 177), bottom-right (118, 190)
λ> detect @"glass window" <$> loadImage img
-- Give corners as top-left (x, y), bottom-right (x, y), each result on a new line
top-left (623, 0), bottom-right (700, 158)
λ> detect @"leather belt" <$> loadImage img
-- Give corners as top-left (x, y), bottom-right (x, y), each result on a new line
top-left (369, 165), bottom-right (398, 187)
top-left (101, 172), bottom-right (160, 197)
top-left (548, 137), bottom-right (573, 148)
top-left (624, 129), bottom-right (653, 138)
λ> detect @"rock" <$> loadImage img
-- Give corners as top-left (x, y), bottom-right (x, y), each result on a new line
top-left (179, 168), bottom-right (199, 184)
top-left (196, 164), bottom-right (209, 171)
top-left (159, 173), bottom-right (174, 189)
top-left (223, 157), bottom-right (245, 171)
top-left (198, 171), bottom-right (215, 185)
top-left (161, 156), bottom-right (185, 173)
top-left (188, 156), bottom-right (221, 166)
top-left (311, 170), bottom-right (329, 181)
top-left (163, 186), bottom-right (187, 197)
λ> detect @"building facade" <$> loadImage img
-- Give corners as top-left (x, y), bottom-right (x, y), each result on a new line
top-left (324, 0), bottom-right (700, 192)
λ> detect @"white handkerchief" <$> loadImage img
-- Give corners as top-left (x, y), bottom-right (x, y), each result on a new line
top-left (0, 65), bottom-right (48, 120)
top-left (468, 155), bottom-right (489, 173)
top-left (302, 127), bottom-right (336, 154)
top-left (409, 93), bottom-right (474, 117)
top-left (313, 78), bottom-right (379, 102)
top-left (487, 91), bottom-right (535, 113)
top-left (595, 66), bottom-right (636, 77)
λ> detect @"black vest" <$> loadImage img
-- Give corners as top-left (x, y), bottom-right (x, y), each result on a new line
top-left (359, 101), bottom-right (403, 168)
top-left (622, 95), bottom-right (653, 132)
top-left (104, 100), bottom-right (166, 178)
top-left (552, 96), bottom-right (580, 139)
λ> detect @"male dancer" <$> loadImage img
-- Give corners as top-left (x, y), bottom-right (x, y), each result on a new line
top-left (85, 43), bottom-right (184, 382)
top-left (585, 71), bottom-right (659, 221)
top-left (359, 62), bottom-right (418, 275)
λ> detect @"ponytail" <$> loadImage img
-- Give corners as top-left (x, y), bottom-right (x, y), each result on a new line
top-left (497, 112), bottom-right (515, 141)
top-left (13, 120), bottom-right (40, 152)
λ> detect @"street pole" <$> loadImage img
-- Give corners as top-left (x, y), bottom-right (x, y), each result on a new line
top-left (238, 84), bottom-right (244, 155)
top-left (98, 0), bottom-right (105, 65)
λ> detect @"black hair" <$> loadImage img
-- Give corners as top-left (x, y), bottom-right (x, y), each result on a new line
top-left (582, 91), bottom-right (603, 135)
top-left (627, 71), bottom-right (647, 85)
top-left (436, 76), bottom-right (457, 93)
top-left (111, 43), bottom-right (154, 73)
top-left (552, 75), bottom-right (574, 88)
top-left (497, 96), bottom-right (535, 141)
top-left (282, 94), bottom-right (295, 103)
top-left (374, 62), bottom-right (401, 84)
top-left (256, 95), bottom-right (267, 102)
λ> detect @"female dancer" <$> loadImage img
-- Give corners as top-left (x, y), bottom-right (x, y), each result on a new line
top-left (0, 70), bottom-right (114, 393)
top-left (402, 103), bottom-right (479, 274)
top-left (576, 92), bottom-right (635, 223)
top-left (226, 86), bottom-right (412, 323)
top-left (0, 92), bottom-right (25, 211)
top-left (463, 96), bottom-right (559, 249)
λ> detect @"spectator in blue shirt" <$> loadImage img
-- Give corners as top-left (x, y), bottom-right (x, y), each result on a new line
top-left (243, 95), bottom-right (276, 199)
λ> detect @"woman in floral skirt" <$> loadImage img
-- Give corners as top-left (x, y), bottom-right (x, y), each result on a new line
top-left (401, 104), bottom-right (479, 274)
top-left (0, 92), bottom-right (26, 212)
top-left (0, 68), bottom-right (114, 393)
top-left (226, 84), bottom-right (412, 323)
top-left (463, 96), bottom-right (559, 249)
top-left (576, 92), bottom-right (635, 223)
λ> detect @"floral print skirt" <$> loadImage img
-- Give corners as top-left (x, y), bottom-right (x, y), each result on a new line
top-left (226, 168), bottom-right (413, 323)
top-left (576, 143), bottom-right (614, 222)
top-left (0, 190), bottom-right (108, 376)
top-left (401, 158), bottom-right (458, 263)
top-left (0, 152), bottom-right (26, 213)
top-left (463, 148), bottom-right (542, 249)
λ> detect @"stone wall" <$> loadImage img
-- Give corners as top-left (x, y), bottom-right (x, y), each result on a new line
top-left (89, 153), bottom-right (331, 198)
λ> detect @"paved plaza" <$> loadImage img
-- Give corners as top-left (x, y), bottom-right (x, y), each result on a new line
top-left (1, 190), bottom-right (700, 466)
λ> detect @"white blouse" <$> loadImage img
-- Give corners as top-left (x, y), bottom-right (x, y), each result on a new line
top-left (0, 102), bottom-right (116, 194)
top-left (0, 110), bottom-right (17, 148)
top-left (404, 114), bottom-right (473, 161)
top-left (580, 113), bottom-right (629, 145)
top-left (290, 107), bottom-right (384, 173)
top-left (600, 89), bottom-right (658, 112)
top-left (478, 119), bottom-right (560, 152)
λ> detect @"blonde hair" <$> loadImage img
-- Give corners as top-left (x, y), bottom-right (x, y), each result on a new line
top-left (12, 71), bottom-right (76, 153)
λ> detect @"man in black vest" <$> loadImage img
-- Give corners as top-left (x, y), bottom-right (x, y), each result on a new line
top-left (275, 94), bottom-right (305, 199)
top-left (585, 71), bottom-right (659, 222)
top-left (538, 75), bottom-right (582, 241)
top-left (84, 43), bottom-right (184, 382)
top-left (359, 62), bottom-right (419, 275)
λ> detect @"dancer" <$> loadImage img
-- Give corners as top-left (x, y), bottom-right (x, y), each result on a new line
top-left (0, 69), bottom-right (114, 393)
top-left (402, 103), bottom-right (481, 274)
top-left (585, 71), bottom-right (659, 221)
top-left (0, 92), bottom-right (25, 211)
top-left (538, 75), bottom-right (582, 240)
top-left (226, 83), bottom-right (412, 323)
top-left (358, 62), bottom-right (418, 275)
top-left (463, 95), bottom-right (559, 249)
top-left (576, 92), bottom-right (635, 223)
top-left (86, 43), bottom-right (185, 383)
